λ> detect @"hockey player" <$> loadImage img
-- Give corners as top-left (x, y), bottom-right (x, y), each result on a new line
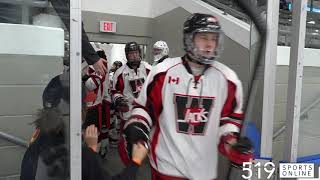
top-left (82, 49), bottom-right (111, 157)
top-left (108, 61), bottom-right (123, 147)
top-left (124, 13), bottom-right (253, 179)
top-left (153, 40), bottom-right (169, 66)
top-left (112, 42), bottom-right (151, 120)
top-left (109, 61), bottom-right (123, 89)
top-left (112, 41), bottom-right (151, 165)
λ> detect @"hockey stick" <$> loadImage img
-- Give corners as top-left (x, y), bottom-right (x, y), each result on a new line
top-left (226, 0), bottom-right (267, 179)
top-left (236, 0), bottom-right (267, 117)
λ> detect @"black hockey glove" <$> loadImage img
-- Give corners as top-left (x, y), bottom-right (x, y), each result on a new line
top-left (82, 74), bottom-right (90, 82)
top-left (124, 122), bottom-right (149, 145)
top-left (219, 134), bottom-right (254, 168)
top-left (121, 122), bottom-right (149, 163)
top-left (230, 137), bottom-right (254, 168)
top-left (114, 96), bottom-right (129, 112)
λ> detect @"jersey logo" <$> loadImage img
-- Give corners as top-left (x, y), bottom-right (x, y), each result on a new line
top-left (129, 78), bottom-right (145, 98)
top-left (174, 94), bottom-right (214, 135)
top-left (168, 76), bottom-right (180, 85)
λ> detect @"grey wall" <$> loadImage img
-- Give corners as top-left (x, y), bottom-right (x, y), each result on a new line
top-left (82, 11), bottom-right (154, 63)
top-left (152, 7), bottom-right (189, 58)
top-left (273, 66), bottom-right (320, 162)
top-left (0, 55), bottom-right (62, 178)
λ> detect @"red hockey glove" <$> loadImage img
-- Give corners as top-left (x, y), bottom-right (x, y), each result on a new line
top-left (219, 134), bottom-right (254, 167)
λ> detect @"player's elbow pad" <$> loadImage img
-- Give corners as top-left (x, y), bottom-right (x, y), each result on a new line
top-left (124, 122), bottom-right (149, 144)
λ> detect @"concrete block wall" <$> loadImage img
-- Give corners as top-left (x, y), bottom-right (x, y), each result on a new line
top-left (0, 55), bottom-right (62, 178)
top-left (273, 66), bottom-right (320, 162)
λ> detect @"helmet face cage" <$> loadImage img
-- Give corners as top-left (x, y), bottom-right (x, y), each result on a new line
top-left (183, 13), bottom-right (224, 64)
top-left (153, 41), bottom-right (169, 62)
top-left (125, 42), bottom-right (141, 66)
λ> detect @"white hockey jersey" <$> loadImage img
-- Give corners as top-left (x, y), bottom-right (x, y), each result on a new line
top-left (112, 61), bottom-right (151, 118)
top-left (127, 57), bottom-right (244, 180)
top-left (84, 65), bottom-right (110, 107)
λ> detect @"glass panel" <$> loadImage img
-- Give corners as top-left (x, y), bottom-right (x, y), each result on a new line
top-left (0, 0), bottom-right (70, 179)
top-left (201, 0), bottom-right (251, 23)
top-left (298, 13), bottom-right (320, 163)
top-left (274, 0), bottom-right (320, 169)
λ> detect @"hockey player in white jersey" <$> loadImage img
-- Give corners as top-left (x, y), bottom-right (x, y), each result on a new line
top-left (153, 40), bottom-right (169, 66)
top-left (124, 13), bottom-right (254, 180)
top-left (112, 41), bottom-right (151, 165)
top-left (82, 50), bottom-right (111, 158)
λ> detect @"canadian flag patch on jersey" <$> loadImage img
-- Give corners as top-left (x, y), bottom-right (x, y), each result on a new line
top-left (174, 94), bottom-right (215, 135)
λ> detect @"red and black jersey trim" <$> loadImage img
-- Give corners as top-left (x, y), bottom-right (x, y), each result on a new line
top-left (221, 81), bottom-right (237, 118)
top-left (146, 72), bottom-right (167, 125)
top-left (115, 74), bottom-right (125, 94)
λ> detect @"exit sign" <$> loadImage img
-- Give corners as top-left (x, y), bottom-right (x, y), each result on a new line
top-left (99, 21), bottom-right (117, 33)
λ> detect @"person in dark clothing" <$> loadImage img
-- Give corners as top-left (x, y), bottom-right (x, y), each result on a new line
top-left (20, 72), bottom-right (148, 180)
top-left (81, 125), bottom-right (147, 180)
top-left (49, 0), bottom-right (107, 75)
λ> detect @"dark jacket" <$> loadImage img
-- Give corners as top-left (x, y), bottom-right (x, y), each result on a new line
top-left (50, 0), bottom-right (100, 65)
top-left (21, 132), bottom-right (139, 180)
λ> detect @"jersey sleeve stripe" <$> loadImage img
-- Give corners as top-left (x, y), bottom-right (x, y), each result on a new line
top-left (85, 78), bottom-right (98, 91)
top-left (145, 72), bottom-right (166, 125)
top-left (131, 108), bottom-right (153, 127)
top-left (220, 118), bottom-right (243, 125)
top-left (218, 123), bottom-right (240, 139)
top-left (115, 73), bottom-right (125, 94)
top-left (124, 116), bottom-right (151, 132)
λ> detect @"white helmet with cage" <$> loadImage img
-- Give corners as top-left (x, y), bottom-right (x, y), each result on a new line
top-left (153, 40), bottom-right (169, 62)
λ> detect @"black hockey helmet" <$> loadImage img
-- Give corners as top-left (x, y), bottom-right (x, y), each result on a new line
top-left (183, 13), bottom-right (224, 64)
top-left (110, 61), bottom-right (123, 72)
top-left (125, 41), bottom-right (141, 55)
top-left (125, 41), bottom-right (141, 67)
top-left (97, 49), bottom-right (107, 60)
top-left (113, 61), bottom-right (123, 68)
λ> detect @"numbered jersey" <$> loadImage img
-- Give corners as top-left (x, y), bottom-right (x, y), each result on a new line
top-left (128, 57), bottom-right (244, 180)
top-left (112, 61), bottom-right (151, 110)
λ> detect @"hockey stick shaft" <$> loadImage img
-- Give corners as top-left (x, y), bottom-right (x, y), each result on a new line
top-left (227, 0), bottom-right (267, 179)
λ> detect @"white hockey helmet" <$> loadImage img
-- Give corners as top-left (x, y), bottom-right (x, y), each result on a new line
top-left (153, 40), bottom-right (169, 62)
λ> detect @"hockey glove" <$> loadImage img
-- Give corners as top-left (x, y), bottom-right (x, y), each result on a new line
top-left (124, 122), bottom-right (150, 145)
top-left (82, 74), bottom-right (90, 82)
top-left (119, 122), bottom-right (149, 166)
top-left (219, 134), bottom-right (254, 168)
top-left (114, 96), bottom-right (130, 112)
